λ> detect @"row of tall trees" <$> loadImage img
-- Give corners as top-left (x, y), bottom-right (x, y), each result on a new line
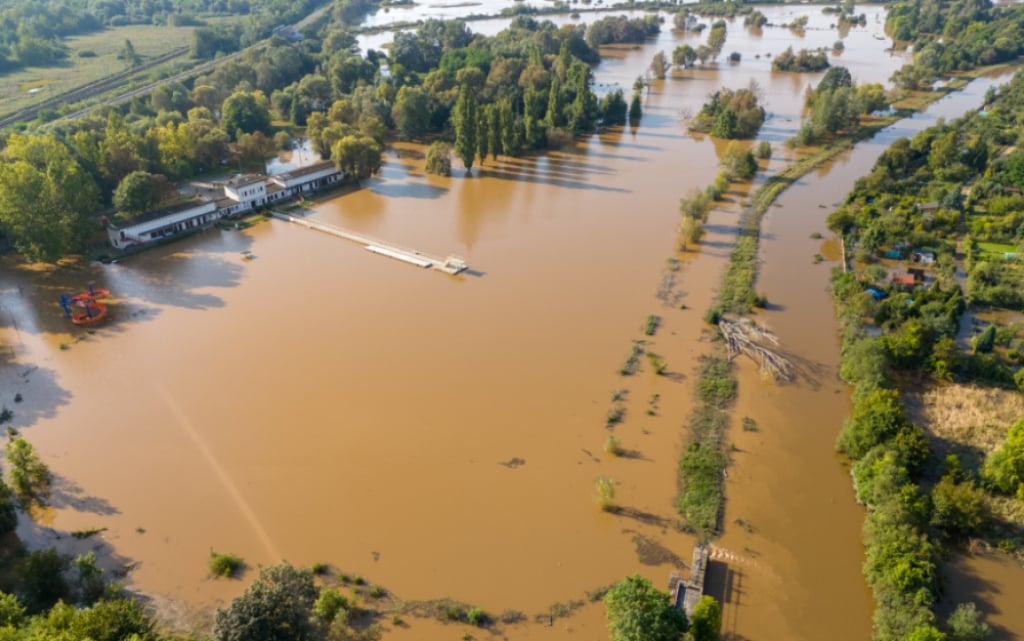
top-left (0, 13), bottom-right (620, 260)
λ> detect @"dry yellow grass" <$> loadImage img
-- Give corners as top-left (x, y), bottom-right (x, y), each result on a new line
top-left (902, 382), bottom-right (1024, 457)
top-left (903, 383), bottom-right (1024, 552)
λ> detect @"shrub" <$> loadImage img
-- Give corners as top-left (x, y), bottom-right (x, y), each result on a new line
top-left (595, 476), bottom-right (616, 511)
top-left (606, 407), bottom-right (625, 425)
top-left (644, 314), bottom-right (660, 336)
top-left (311, 562), bottom-right (328, 575)
top-left (467, 607), bottom-right (487, 626)
top-left (755, 140), bottom-right (772, 159)
top-left (836, 388), bottom-right (911, 460)
top-left (946, 602), bottom-right (991, 641)
top-left (208, 550), bottom-right (243, 578)
top-left (972, 325), bottom-right (996, 354)
top-left (314, 588), bottom-right (348, 622)
top-left (424, 141), bottom-right (452, 177)
top-left (604, 435), bottom-right (624, 456)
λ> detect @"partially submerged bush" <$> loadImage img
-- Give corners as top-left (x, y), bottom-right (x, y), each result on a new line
top-left (208, 550), bottom-right (243, 578)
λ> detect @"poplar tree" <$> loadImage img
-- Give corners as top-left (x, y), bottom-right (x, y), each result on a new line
top-left (546, 76), bottom-right (564, 128)
top-left (476, 105), bottom-right (489, 165)
top-left (487, 105), bottom-right (503, 159)
top-left (453, 88), bottom-right (478, 171)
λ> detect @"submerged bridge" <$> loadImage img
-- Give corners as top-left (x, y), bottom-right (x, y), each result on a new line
top-left (269, 210), bottom-right (468, 275)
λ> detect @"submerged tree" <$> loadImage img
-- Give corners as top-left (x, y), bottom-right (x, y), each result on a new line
top-left (331, 135), bottom-right (382, 183)
top-left (424, 141), bottom-right (452, 177)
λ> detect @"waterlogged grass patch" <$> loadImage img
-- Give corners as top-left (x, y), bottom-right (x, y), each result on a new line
top-left (595, 475), bottom-right (616, 511)
top-left (644, 314), bottom-right (661, 336)
top-left (209, 550), bottom-right (244, 578)
top-left (604, 435), bottom-right (624, 456)
top-left (619, 340), bottom-right (645, 376)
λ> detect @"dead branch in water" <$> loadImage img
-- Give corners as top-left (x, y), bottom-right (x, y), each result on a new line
top-left (719, 317), bottom-right (793, 381)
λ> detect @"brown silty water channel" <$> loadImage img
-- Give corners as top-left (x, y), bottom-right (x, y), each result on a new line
top-left (720, 69), bottom-right (1024, 641)
top-left (2, 6), bottom-right (999, 640)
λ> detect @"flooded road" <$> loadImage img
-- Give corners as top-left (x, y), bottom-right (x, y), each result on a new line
top-left (2, 5), bottom-right (1019, 641)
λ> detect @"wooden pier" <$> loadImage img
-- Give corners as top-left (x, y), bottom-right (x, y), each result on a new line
top-left (269, 210), bottom-right (467, 275)
top-left (668, 545), bottom-right (709, 617)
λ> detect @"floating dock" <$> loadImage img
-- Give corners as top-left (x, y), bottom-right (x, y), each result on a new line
top-left (668, 545), bottom-right (709, 617)
top-left (269, 211), bottom-right (468, 275)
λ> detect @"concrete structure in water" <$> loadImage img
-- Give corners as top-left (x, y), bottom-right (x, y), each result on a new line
top-left (106, 160), bottom-right (344, 250)
top-left (668, 545), bottom-right (709, 617)
top-left (268, 210), bottom-right (469, 276)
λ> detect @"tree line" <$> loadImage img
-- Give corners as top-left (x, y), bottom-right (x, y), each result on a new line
top-left (0, 0), bottom-right (341, 74)
top-left (827, 68), bottom-right (1024, 641)
top-left (888, 0), bottom-right (1024, 91)
top-left (0, 13), bottom-right (636, 261)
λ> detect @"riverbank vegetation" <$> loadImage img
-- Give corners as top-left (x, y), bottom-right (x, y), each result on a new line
top-left (826, 69), bottom-right (1024, 641)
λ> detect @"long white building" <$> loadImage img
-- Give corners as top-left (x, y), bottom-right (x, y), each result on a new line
top-left (107, 160), bottom-right (344, 250)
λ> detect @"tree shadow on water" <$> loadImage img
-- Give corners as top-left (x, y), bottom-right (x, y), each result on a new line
top-left (45, 474), bottom-right (120, 516)
top-left (0, 364), bottom-right (73, 432)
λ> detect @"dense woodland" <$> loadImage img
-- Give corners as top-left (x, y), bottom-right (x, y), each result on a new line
top-left (888, 0), bottom-right (1024, 90)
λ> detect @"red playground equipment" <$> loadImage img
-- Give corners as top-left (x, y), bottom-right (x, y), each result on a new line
top-left (60, 284), bottom-right (111, 326)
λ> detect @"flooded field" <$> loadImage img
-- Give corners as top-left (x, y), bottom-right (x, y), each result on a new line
top-left (1, 4), bottom-right (1021, 640)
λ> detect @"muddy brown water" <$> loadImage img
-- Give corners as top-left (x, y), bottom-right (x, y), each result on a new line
top-left (0, 7), bottom-right (1020, 640)
top-left (720, 69), bottom-right (1023, 641)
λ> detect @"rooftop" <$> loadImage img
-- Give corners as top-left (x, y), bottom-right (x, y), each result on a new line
top-left (111, 197), bottom-right (214, 228)
top-left (274, 160), bottom-right (338, 181)
top-left (225, 174), bottom-right (266, 188)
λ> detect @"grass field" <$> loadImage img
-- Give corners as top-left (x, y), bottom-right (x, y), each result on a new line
top-left (978, 241), bottom-right (1019, 256)
top-left (0, 20), bottom-right (233, 120)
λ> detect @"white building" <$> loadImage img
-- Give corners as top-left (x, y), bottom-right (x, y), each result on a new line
top-left (107, 198), bottom-right (218, 250)
top-left (107, 161), bottom-right (345, 251)
top-left (223, 174), bottom-right (267, 208)
top-left (268, 160), bottom-right (344, 194)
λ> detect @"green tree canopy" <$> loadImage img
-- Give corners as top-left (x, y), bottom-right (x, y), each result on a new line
top-left (984, 418), bottom-right (1024, 497)
top-left (6, 436), bottom-right (51, 510)
top-left (424, 141), bottom-right (452, 176)
top-left (0, 134), bottom-right (99, 262)
top-left (689, 595), bottom-right (722, 641)
top-left (331, 135), bottom-right (383, 183)
top-left (603, 574), bottom-right (688, 641)
top-left (946, 602), bottom-right (991, 641)
top-left (221, 91), bottom-right (272, 141)
top-left (214, 563), bottom-right (318, 641)
top-left (113, 171), bottom-right (161, 216)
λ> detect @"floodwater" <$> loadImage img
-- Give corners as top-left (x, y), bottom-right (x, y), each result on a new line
top-left (1, 6), bottom-right (1020, 641)
top-left (720, 69), bottom-right (1023, 641)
